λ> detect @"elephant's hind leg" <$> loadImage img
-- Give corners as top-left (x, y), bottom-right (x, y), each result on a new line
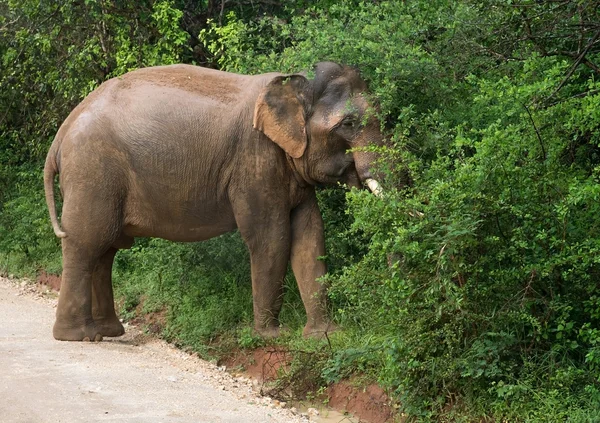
top-left (92, 247), bottom-right (125, 337)
top-left (53, 185), bottom-right (124, 341)
top-left (53, 238), bottom-right (104, 341)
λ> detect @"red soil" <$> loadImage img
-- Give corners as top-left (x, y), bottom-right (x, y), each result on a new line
top-left (37, 271), bottom-right (61, 291)
top-left (224, 346), bottom-right (397, 423)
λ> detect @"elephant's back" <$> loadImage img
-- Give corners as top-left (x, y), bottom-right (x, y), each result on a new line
top-left (55, 65), bottom-right (274, 154)
top-left (112, 64), bottom-right (258, 106)
top-left (55, 64), bottom-right (264, 173)
top-left (92, 65), bottom-right (267, 151)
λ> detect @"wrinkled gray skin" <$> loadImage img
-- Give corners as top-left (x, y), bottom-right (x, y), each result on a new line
top-left (44, 62), bottom-right (383, 341)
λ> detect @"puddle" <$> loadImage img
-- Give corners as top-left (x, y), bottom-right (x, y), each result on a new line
top-left (313, 408), bottom-right (359, 423)
top-left (293, 403), bottom-right (359, 423)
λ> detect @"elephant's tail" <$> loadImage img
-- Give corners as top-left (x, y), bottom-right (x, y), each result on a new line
top-left (44, 149), bottom-right (67, 238)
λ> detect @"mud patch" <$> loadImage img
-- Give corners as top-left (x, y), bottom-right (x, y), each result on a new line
top-left (224, 346), bottom-right (291, 382)
top-left (37, 271), bottom-right (61, 291)
top-left (327, 380), bottom-right (397, 423)
top-left (129, 298), bottom-right (168, 336)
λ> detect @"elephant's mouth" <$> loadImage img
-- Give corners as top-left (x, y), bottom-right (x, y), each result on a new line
top-left (315, 161), bottom-right (355, 186)
top-left (315, 162), bottom-right (383, 197)
top-left (336, 160), bottom-right (355, 178)
top-left (341, 163), bottom-right (383, 197)
top-left (336, 163), bottom-right (362, 190)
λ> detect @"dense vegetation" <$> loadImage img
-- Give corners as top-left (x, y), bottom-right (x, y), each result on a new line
top-left (1, 1), bottom-right (599, 420)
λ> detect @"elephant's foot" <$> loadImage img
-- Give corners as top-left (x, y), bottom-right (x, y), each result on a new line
top-left (53, 320), bottom-right (104, 342)
top-left (255, 325), bottom-right (281, 338)
top-left (95, 317), bottom-right (125, 337)
top-left (302, 321), bottom-right (339, 339)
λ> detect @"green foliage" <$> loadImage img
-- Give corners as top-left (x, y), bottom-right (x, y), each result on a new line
top-left (201, 0), bottom-right (600, 419)
top-left (0, 166), bottom-right (61, 275)
top-left (321, 345), bottom-right (380, 384)
top-left (113, 233), bottom-right (253, 353)
top-left (236, 326), bottom-right (265, 349)
top-left (0, 0), bottom-right (188, 170)
top-left (331, 34), bottom-right (600, 423)
top-left (3, 0), bottom-right (600, 421)
top-left (111, 0), bottom-right (188, 76)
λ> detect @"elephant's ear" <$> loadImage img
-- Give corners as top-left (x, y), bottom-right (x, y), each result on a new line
top-left (253, 75), bottom-right (310, 159)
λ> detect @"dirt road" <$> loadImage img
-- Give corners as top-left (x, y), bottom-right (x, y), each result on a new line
top-left (0, 277), bottom-right (310, 423)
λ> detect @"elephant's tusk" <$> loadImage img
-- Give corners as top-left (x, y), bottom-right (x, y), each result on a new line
top-left (365, 178), bottom-right (383, 197)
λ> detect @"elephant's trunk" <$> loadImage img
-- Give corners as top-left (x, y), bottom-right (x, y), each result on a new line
top-left (353, 122), bottom-right (384, 197)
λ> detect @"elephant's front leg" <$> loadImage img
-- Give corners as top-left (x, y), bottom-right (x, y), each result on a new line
top-left (235, 206), bottom-right (291, 337)
top-left (248, 240), bottom-right (290, 337)
top-left (290, 195), bottom-right (334, 338)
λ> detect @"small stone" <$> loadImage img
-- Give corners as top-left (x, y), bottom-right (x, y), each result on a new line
top-left (307, 408), bottom-right (319, 416)
top-left (290, 407), bottom-right (298, 414)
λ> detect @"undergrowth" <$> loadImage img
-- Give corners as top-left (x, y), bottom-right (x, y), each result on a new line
top-left (3, 1), bottom-right (600, 421)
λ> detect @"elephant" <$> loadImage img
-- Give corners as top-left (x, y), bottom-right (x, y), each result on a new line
top-left (44, 61), bottom-right (383, 342)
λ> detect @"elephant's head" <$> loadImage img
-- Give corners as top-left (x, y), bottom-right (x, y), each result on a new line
top-left (253, 62), bottom-right (383, 196)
